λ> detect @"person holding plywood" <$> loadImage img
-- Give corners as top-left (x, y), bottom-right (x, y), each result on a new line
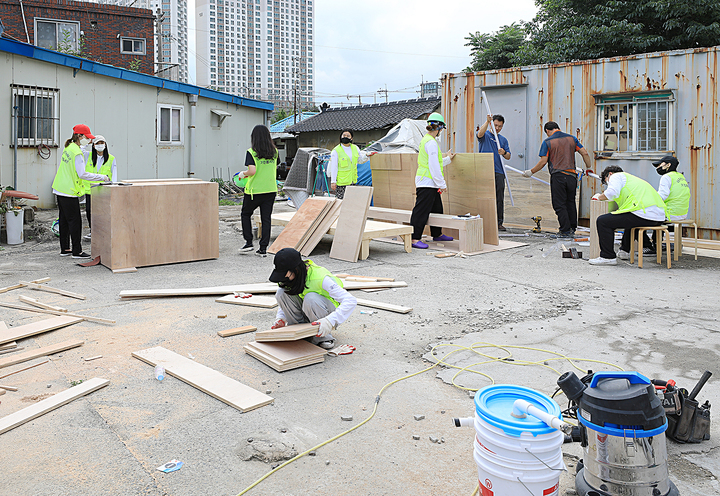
top-left (82, 135), bottom-right (118, 241)
top-left (268, 248), bottom-right (357, 350)
top-left (409, 113), bottom-right (456, 249)
top-left (328, 129), bottom-right (373, 200)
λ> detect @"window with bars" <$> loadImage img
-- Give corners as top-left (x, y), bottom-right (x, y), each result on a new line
top-left (157, 104), bottom-right (183, 145)
top-left (595, 92), bottom-right (674, 156)
top-left (11, 85), bottom-right (60, 147)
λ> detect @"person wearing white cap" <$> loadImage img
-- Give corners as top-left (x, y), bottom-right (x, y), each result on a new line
top-left (52, 124), bottom-right (109, 258)
top-left (82, 135), bottom-right (118, 240)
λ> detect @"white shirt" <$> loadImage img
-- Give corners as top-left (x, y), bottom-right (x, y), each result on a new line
top-left (328, 144), bottom-right (370, 183)
top-left (415, 137), bottom-right (451, 189)
top-left (53, 151), bottom-right (110, 197)
top-left (604, 173), bottom-right (665, 221)
top-left (657, 174), bottom-right (687, 221)
top-left (275, 275), bottom-right (357, 328)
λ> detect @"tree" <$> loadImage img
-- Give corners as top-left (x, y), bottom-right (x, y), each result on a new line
top-left (464, 23), bottom-right (526, 72)
top-left (271, 108), bottom-right (288, 124)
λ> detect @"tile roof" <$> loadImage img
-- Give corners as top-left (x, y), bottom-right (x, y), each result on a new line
top-left (285, 97), bottom-right (440, 133)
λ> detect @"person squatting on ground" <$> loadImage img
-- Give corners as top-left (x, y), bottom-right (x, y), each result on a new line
top-left (236, 125), bottom-right (279, 257)
top-left (52, 124), bottom-right (109, 259)
top-left (477, 113), bottom-right (511, 231)
top-left (589, 166), bottom-right (667, 266)
top-left (409, 112), bottom-right (456, 249)
top-left (523, 121), bottom-right (593, 238)
top-left (328, 129), bottom-right (373, 200)
top-left (269, 248), bottom-right (357, 350)
top-left (82, 135), bottom-right (118, 241)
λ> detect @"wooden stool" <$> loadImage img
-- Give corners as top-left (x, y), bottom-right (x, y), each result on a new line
top-left (629, 225), bottom-right (671, 269)
top-left (667, 219), bottom-right (698, 261)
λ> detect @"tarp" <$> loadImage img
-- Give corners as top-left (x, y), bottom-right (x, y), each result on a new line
top-left (365, 119), bottom-right (428, 153)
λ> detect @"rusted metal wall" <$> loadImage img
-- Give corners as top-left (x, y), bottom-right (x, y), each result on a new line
top-left (441, 46), bottom-right (720, 239)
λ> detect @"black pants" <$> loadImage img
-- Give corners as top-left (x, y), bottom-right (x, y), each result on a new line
top-left (550, 173), bottom-right (578, 233)
top-left (85, 194), bottom-right (92, 231)
top-left (335, 184), bottom-right (355, 200)
top-left (56, 195), bottom-right (83, 255)
top-left (242, 192), bottom-right (275, 249)
top-left (596, 212), bottom-right (663, 259)
top-left (410, 187), bottom-right (443, 239)
top-left (495, 172), bottom-right (505, 225)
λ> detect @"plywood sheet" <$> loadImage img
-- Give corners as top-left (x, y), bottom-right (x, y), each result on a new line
top-left (255, 323), bottom-right (319, 342)
top-left (215, 294), bottom-right (278, 308)
top-left (355, 298), bottom-right (412, 314)
top-left (218, 325), bottom-right (257, 337)
top-left (0, 316), bottom-right (84, 346)
top-left (329, 186), bottom-right (374, 262)
top-left (245, 340), bottom-right (326, 365)
top-left (299, 200), bottom-right (343, 256)
top-left (0, 378), bottom-right (109, 435)
top-left (369, 153), bottom-right (402, 171)
top-left (0, 339), bottom-right (84, 369)
top-left (132, 347), bottom-right (273, 412)
top-left (590, 200), bottom-right (617, 259)
top-left (244, 345), bottom-right (325, 372)
top-left (268, 197), bottom-right (334, 254)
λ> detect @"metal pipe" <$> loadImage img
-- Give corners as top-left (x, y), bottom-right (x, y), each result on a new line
top-left (482, 91), bottom-right (515, 206)
top-left (12, 103), bottom-right (18, 190)
top-left (19, 0), bottom-right (30, 43)
top-left (187, 94), bottom-right (197, 177)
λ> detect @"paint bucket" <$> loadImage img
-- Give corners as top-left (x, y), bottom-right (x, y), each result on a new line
top-left (473, 384), bottom-right (565, 495)
top-left (5, 210), bottom-right (24, 244)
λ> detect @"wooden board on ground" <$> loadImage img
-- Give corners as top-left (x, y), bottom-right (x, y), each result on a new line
top-left (18, 295), bottom-right (67, 312)
top-left (19, 281), bottom-right (85, 300)
top-left (329, 186), bottom-right (374, 262)
top-left (0, 302), bottom-right (115, 325)
top-left (335, 273), bottom-right (395, 282)
top-left (374, 237), bottom-right (526, 256)
top-left (355, 298), bottom-right (412, 314)
top-left (299, 199), bottom-right (343, 256)
top-left (268, 197), bottom-right (334, 254)
top-left (0, 277), bottom-right (51, 295)
top-left (0, 339), bottom-right (84, 369)
top-left (218, 325), bottom-right (257, 338)
top-left (0, 377), bottom-right (109, 435)
top-left (0, 316), bottom-right (84, 346)
top-left (244, 340), bottom-right (326, 372)
top-left (0, 340), bottom-right (17, 351)
top-left (215, 294), bottom-right (278, 308)
top-left (132, 347), bottom-right (273, 412)
top-left (255, 323), bottom-right (319, 342)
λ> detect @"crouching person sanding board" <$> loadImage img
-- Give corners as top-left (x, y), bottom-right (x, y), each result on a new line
top-left (269, 248), bottom-right (357, 350)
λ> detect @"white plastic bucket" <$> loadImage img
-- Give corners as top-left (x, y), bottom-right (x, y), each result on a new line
top-left (475, 448), bottom-right (562, 496)
top-left (474, 415), bottom-right (564, 462)
top-left (5, 210), bottom-right (24, 244)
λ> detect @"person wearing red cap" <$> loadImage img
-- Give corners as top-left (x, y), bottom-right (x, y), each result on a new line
top-left (52, 124), bottom-right (110, 258)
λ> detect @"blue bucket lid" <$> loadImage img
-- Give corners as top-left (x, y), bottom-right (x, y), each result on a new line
top-left (475, 384), bottom-right (562, 438)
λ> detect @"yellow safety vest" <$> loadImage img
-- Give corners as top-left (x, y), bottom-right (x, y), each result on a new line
top-left (245, 148), bottom-right (278, 197)
top-left (83, 154), bottom-right (115, 194)
top-left (612, 173), bottom-right (667, 217)
top-left (665, 171), bottom-right (690, 218)
top-left (52, 142), bottom-right (85, 197)
top-left (300, 260), bottom-right (343, 308)
top-left (333, 144), bottom-right (359, 186)
top-left (416, 134), bottom-right (443, 180)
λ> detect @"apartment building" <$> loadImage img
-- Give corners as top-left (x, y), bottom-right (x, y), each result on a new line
top-left (195, 0), bottom-right (314, 109)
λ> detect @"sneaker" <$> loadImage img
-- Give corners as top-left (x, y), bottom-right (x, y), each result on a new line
top-left (498, 225), bottom-right (507, 232)
top-left (617, 250), bottom-right (630, 260)
top-left (433, 234), bottom-right (454, 242)
top-left (60, 250), bottom-right (72, 257)
top-left (83, 233), bottom-right (91, 241)
top-left (551, 231), bottom-right (575, 239)
top-left (239, 242), bottom-right (253, 252)
top-left (642, 247), bottom-right (654, 255)
top-left (317, 339), bottom-right (336, 350)
top-left (589, 256), bottom-right (617, 265)
top-left (256, 248), bottom-right (267, 257)
top-left (412, 240), bottom-right (428, 249)
top-left (71, 252), bottom-right (92, 259)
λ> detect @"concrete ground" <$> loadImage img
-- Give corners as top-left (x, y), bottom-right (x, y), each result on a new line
top-left (0, 203), bottom-right (717, 496)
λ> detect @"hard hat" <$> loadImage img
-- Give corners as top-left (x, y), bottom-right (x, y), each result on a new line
top-left (427, 112), bottom-right (445, 125)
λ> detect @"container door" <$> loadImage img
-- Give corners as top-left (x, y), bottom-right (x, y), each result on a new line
top-left (479, 86), bottom-right (527, 170)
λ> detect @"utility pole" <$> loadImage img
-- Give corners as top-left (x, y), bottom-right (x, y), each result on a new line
top-left (292, 56), bottom-right (300, 124)
top-left (154, 8), bottom-right (165, 74)
top-left (378, 85), bottom-right (388, 103)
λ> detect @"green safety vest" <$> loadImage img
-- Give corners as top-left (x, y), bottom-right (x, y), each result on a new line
top-left (83, 154), bottom-right (115, 194)
top-left (665, 171), bottom-right (690, 218)
top-left (300, 260), bottom-right (343, 308)
top-left (52, 142), bottom-right (84, 197)
top-left (611, 173), bottom-right (667, 217)
top-left (416, 134), bottom-right (443, 180)
top-left (245, 148), bottom-right (278, 197)
top-left (333, 144), bottom-right (359, 186)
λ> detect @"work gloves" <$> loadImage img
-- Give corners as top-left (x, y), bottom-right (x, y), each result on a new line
top-left (522, 169), bottom-right (534, 178)
top-left (314, 317), bottom-right (333, 338)
top-left (592, 193), bottom-right (602, 200)
top-left (271, 318), bottom-right (286, 329)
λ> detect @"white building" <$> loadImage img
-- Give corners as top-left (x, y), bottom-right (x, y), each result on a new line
top-left (195, 0), bottom-right (314, 111)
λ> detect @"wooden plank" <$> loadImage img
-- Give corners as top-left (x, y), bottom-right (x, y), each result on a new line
top-left (299, 199), bottom-right (343, 256)
top-left (244, 344), bottom-right (325, 372)
top-left (18, 281), bottom-right (86, 300)
top-left (255, 323), bottom-right (319, 342)
top-left (244, 340), bottom-right (326, 369)
top-left (0, 316), bottom-right (84, 346)
top-left (0, 341), bottom-right (17, 352)
top-left (589, 200), bottom-right (616, 259)
top-left (18, 296), bottom-right (68, 313)
top-left (355, 298), bottom-right (413, 314)
top-left (215, 294), bottom-right (278, 308)
top-left (0, 302), bottom-right (115, 325)
top-left (0, 377), bottom-right (109, 435)
top-left (329, 186), bottom-right (374, 262)
top-left (335, 273), bottom-right (395, 282)
top-left (0, 339), bottom-right (84, 369)
top-left (0, 347), bottom-right (24, 356)
top-left (268, 197), bottom-right (334, 254)
top-left (218, 325), bottom-right (257, 338)
top-left (0, 277), bottom-right (51, 295)
top-left (294, 199), bottom-right (335, 250)
top-left (0, 360), bottom-right (49, 380)
top-left (0, 385), bottom-right (18, 391)
top-left (132, 347), bottom-right (273, 412)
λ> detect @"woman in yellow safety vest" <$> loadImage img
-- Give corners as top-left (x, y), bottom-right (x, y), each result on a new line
top-left (409, 112), bottom-right (456, 249)
top-left (236, 125), bottom-right (279, 257)
top-left (51, 124), bottom-right (110, 259)
top-left (268, 248), bottom-right (357, 350)
top-left (329, 129), bottom-right (372, 199)
top-left (82, 135), bottom-right (117, 241)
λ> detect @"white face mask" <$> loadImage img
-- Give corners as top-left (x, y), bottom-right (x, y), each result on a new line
top-left (95, 144), bottom-right (106, 153)
top-left (79, 137), bottom-right (90, 146)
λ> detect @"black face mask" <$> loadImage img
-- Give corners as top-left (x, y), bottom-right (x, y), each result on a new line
top-left (340, 137), bottom-right (352, 144)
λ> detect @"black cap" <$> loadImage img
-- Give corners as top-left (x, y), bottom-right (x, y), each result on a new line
top-left (269, 248), bottom-right (303, 283)
top-left (651, 155), bottom-right (678, 168)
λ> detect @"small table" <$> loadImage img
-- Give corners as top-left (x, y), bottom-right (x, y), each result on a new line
top-left (256, 212), bottom-right (413, 260)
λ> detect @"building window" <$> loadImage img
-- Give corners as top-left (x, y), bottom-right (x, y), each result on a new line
top-left (11, 85), bottom-right (60, 147)
top-left (595, 92), bottom-right (674, 156)
top-left (35, 19), bottom-right (80, 52)
top-left (157, 104), bottom-right (184, 145)
top-left (120, 37), bottom-right (146, 54)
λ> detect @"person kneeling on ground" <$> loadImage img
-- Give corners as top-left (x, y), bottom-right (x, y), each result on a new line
top-left (269, 248), bottom-right (357, 349)
top-left (589, 166), bottom-right (667, 266)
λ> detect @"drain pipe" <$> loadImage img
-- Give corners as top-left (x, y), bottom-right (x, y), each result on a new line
top-left (12, 103), bottom-right (19, 189)
top-left (187, 94), bottom-right (197, 177)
